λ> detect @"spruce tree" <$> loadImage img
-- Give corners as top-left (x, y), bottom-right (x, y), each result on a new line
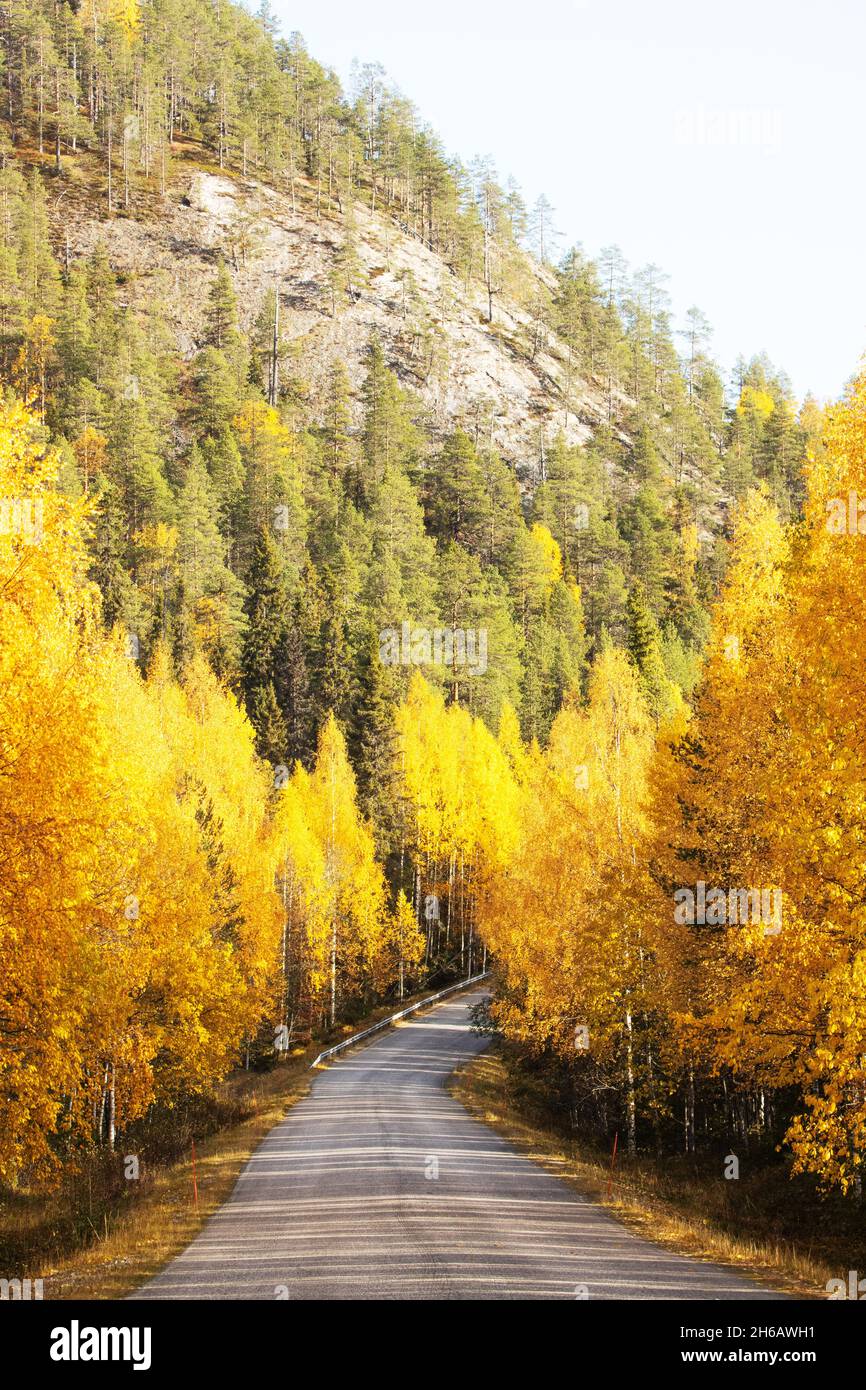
top-left (358, 333), bottom-right (418, 495)
top-left (241, 526), bottom-right (291, 757)
top-left (205, 258), bottom-right (240, 350)
top-left (625, 580), bottom-right (668, 719)
top-left (89, 473), bottom-right (133, 629)
top-left (350, 629), bottom-right (403, 857)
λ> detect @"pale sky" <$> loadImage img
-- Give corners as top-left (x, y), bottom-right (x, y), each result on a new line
top-left (271, 0), bottom-right (866, 404)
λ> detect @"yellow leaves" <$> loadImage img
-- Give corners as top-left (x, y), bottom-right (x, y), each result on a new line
top-left (12, 315), bottom-right (56, 398)
top-left (132, 525), bottom-right (180, 605)
top-left (528, 522), bottom-right (562, 592)
top-left (0, 397), bottom-right (283, 1184)
top-left (736, 385), bottom-right (774, 420)
top-left (497, 700), bottom-right (531, 789)
top-left (476, 644), bottom-right (657, 1073)
top-left (586, 645), bottom-right (654, 767)
top-left (233, 398), bottom-right (283, 444)
top-left (72, 425), bottom-right (109, 491)
top-left (395, 672), bottom-right (520, 868)
top-left (659, 683), bottom-right (690, 742)
top-left (135, 521), bottom-right (178, 561)
top-left (232, 399), bottom-right (299, 461)
top-left (0, 403), bottom-right (116, 1179)
top-left (106, 0), bottom-right (139, 39)
top-left (651, 367), bottom-right (866, 1190)
top-left (381, 889), bottom-right (425, 995)
top-left (681, 521), bottom-right (699, 576)
top-left (23, 312), bottom-right (55, 350)
top-left (692, 490), bottom-right (788, 721)
top-left (272, 715), bottom-right (390, 1014)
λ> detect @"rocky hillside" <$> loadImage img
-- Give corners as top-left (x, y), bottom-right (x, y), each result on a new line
top-left (64, 163), bottom-right (607, 483)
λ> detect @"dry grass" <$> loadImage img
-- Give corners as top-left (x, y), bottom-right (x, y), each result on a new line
top-left (44, 1058), bottom-right (314, 1301)
top-left (450, 1046), bottom-right (833, 1300)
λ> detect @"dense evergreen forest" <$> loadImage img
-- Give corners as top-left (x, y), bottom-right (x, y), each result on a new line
top-left (3, 0), bottom-right (865, 1210)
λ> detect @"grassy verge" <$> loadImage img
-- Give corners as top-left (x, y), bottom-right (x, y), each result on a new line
top-left (1, 986), bottom-right (447, 1301)
top-left (449, 1043), bottom-right (845, 1300)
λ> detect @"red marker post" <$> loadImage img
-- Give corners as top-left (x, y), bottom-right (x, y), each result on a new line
top-left (606, 1130), bottom-right (619, 1199)
top-left (191, 1138), bottom-right (199, 1209)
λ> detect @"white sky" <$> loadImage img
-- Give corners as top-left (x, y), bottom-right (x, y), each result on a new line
top-left (270, 0), bottom-right (866, 404)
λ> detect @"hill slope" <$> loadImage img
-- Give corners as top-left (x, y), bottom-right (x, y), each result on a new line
top-left (65, 164), bottom-right (605, 477)
top-left (0, 0), bottom-right (817, 770)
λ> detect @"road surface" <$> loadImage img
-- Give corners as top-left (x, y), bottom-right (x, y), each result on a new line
top-left (134, 989), bottom-right (785, 1300)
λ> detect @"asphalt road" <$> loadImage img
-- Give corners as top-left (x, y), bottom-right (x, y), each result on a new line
top-left (134, 989), bottom-right (785, 1300)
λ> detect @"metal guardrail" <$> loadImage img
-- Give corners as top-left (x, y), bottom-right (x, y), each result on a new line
top-left (309, 971), bottom-right (491, 1069)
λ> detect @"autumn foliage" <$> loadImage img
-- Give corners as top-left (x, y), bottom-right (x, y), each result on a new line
top-left (4, 368), bottom-right (866, 1196)
top-left (464, 373), bottom-right (866, 1193)
top-left (0, 400), bottom-right (418, 1186)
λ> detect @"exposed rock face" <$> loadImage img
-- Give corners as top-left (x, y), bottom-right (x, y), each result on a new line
top-left (65, 168), bottom-right (609, 483)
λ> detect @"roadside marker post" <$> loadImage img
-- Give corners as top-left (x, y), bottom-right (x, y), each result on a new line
top-left (607, 1130), bottom-right (619, 1199)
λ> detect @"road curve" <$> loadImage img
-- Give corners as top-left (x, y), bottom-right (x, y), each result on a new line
top-left (134, 989), bottom-right (785, 1301)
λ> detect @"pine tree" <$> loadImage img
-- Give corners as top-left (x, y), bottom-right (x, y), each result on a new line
top-left (0, 233), bottom-right (24, 372)
top-left (17, 169), bottom-right (60, 319)
top-left (327, 199), bottom-right (363, 315)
